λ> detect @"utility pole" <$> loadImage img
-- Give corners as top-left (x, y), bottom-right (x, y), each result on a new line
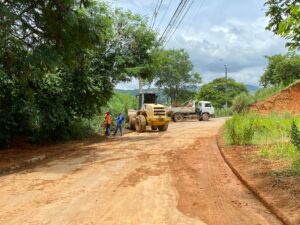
top-left (138, 78), bottom-right (144, 109)
top-left (224, 65), bottom-right (228, 109)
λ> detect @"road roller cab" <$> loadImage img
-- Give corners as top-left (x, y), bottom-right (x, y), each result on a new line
top-left (128, 93), bottom-right (170, 133)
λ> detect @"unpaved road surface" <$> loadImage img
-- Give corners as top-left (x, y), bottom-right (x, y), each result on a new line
top-left (0, 118), bottom-right (283, 225)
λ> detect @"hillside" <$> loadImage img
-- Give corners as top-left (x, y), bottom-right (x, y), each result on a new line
top-left (249, 81), bottom-right (300, 115)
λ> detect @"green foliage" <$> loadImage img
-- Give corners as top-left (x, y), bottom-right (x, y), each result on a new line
top-left (215, 108), bottom-right (234, 117)
top-left (231, 93), bottom-right (253, 113)
top-left (68, 118), bottom-right (100, 140)
top-left (197, 78), bottom-right (248, 109)
top-left (102, 91), bottom-right (138, 124)
top-left (252, 85), bottom-right (284, 102)
top-left (291, 121), bottom-right (300, 153)
top-left (229, 85), bottom-right (286, 115)
top-left (260, 54), bottom-right (300, 87)
top-left (224, 114), bottom-right (300, 146)
top-left (258, 143), bottom-right (298, 160)
top-left (292, 159), bottom-right (300, 176)
top-left (226, 113), bottom-right (300, 177)
top-left (152, 49), bottom-right (201, 104)
top-left (0, 1), bottom-right (158, 146)
top-left (0, 73), bottom-right (17, 147)
top-left (224, 116), bottom-right (254, 145)
top-left (265, 1), bottom-right (300, 50)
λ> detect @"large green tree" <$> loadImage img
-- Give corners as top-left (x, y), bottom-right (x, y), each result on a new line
top-left (197, 78), bottom-right (248, 109)
top-left (152, 49), bottom-right (201, 104)
top-left (0, 1), bottom-right (157, 146)
top-left (265, 0), bottom-right (300, 50)
top-left (260, 54), bottom-right (300, 87)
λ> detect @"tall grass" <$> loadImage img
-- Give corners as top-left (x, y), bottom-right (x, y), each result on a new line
top-left (252, 85), bottom-right (284, 102)
top-left (224, 114), bottom-right (300, 145)
top-left (215, 108), bottom-right (234, 117)
top-left (224, 113), bottom-right (300, 175)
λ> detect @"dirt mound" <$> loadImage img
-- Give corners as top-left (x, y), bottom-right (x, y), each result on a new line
top-left (249, 82), bottom-right (300, 115)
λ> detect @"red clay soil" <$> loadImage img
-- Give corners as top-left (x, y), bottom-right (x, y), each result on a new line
top-left (249, 82), bottom-right (300, 115)
top-left (217, 135), bottom-right (300, 225)
top-left (0, 135), bottom-right (107, 174)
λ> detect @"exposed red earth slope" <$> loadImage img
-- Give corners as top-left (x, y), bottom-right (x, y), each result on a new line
top-left (249, 82), bottom-right (300, 115)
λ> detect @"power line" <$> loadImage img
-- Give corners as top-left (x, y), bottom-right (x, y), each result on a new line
top-left (151, 0), bottom-right (164, 28)
top-left (158, 0), bottom-right (186, 43)
top-left (158, 0), bottom-right (189, 45)
top-left (157, 0), bottom-right (172, 30)
top-left (164, 0), bottom-right (195, 46)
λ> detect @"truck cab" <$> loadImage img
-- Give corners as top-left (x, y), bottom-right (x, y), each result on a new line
top-left (196, 101), bottom-right (215, 121)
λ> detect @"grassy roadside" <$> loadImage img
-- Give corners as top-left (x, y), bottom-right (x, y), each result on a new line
top-left (223, 113), bottom-right (300, 176)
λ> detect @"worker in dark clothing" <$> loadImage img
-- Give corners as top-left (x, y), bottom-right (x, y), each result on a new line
top-left (113, 113), bottom-right (125, 136)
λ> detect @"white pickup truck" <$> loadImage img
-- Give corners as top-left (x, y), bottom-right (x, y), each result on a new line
top-left (167, 100), bottom-right (215, 122)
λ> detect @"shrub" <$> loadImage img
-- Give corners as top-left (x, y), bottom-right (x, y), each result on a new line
top-left (291, 121), bottom-right (300, 153)
top-left (231, 93), bottom-right (253, 113)
top-left (224, 115), bottom-right (254, 145)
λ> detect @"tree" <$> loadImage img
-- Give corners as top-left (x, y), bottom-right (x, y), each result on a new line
top-left (265, 0), bottom-right (300, 50)
top-left (152, 49), bottom-right (201, 104)
top-left (197, 78), bottom-right (248, 109)
top-left (0, 1), bottom-right (158, 146)
top-left (260, 54), bottom-right (300, 87)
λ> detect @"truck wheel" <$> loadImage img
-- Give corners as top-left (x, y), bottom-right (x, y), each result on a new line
top-left (135, 115), bottom-right (146, 133)
top-left (158, 124), bottom-right (168, 131)
top-left (202, 113), bottom-right (210, 121)
top-left (151, 126), bottom-right (158, 131)
top-left (129, 116), bottom-right (136, 130)
top-left (173, 114), bottom-right (184, 122)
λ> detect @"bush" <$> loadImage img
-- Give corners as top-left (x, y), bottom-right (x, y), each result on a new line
top-left (291, 121), bottom-right (300, 153)
top-left (224, 115), bottom-right (254, 145)
top-left (0, 73), bottom-right (16, 147)
top-left (231, 93), bottom-right (253, 113)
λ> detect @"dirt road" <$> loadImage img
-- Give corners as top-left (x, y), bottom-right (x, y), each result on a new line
top-left (0, 118), bottom-right (283, 225)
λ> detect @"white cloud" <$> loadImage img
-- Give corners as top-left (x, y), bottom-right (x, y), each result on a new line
top-left (111, 0), bottom-right (287, 89)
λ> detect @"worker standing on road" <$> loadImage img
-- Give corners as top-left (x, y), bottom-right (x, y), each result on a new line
top-left (113, 113), bottom-right (125, 136)
top-left (104, 112), bottom-right (111, 136)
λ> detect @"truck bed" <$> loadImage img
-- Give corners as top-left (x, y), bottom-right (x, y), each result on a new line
top-left (168, 107), bottom-right (196, 114)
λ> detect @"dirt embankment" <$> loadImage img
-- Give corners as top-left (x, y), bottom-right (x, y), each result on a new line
top-left (217, 135), bottom-right (300, 225)
top-left (249, 82), bottom-right (300, 115)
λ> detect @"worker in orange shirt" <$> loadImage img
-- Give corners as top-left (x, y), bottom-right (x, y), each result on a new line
top-left (104, 112), bottom-right (111, 136)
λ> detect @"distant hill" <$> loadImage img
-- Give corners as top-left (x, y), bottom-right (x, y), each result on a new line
top-left (246, 84), bottom-right (259, 93)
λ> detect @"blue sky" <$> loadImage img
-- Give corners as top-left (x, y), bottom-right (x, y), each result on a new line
top-left (109, 0), bottom-right (287, 89)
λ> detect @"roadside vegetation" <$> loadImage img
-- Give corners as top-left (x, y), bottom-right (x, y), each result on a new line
top-left (0, 1), bottom-right (202, 147)
top-left (223, 114), bottom-right (300, 175)
top-left (63, 91), bottom-right (137, 139)
top-left (220, 0), bottom-right (300, 186)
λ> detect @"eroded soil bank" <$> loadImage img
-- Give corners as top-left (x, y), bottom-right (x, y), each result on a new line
top-left (218, 136), bottom-right (300, 225)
